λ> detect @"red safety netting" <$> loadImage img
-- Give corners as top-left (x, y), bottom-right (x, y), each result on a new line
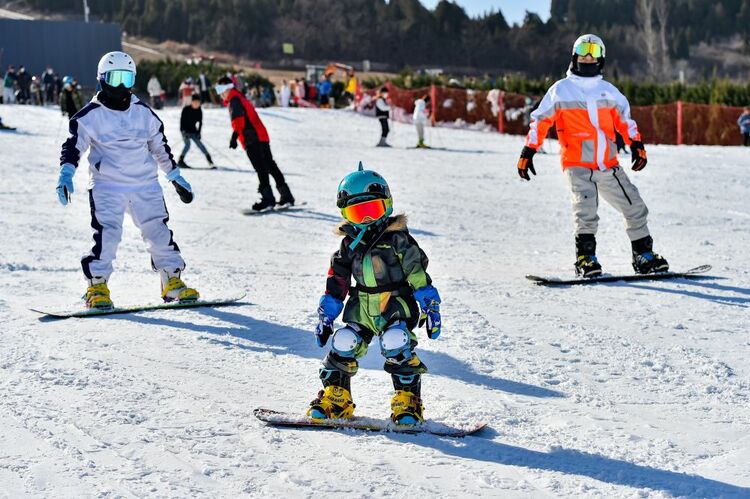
top-left (357, 83), bottom-right (746, 146)
top-left (680, 103), bottom-right (744, 146)
top-left (631, 103), bottom-right (679, 145)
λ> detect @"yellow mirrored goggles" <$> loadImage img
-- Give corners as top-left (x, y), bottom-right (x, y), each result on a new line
top-left (574, 41), bottom-right (603, 58)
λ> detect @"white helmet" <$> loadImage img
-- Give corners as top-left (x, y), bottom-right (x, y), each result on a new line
top-left (97, 51), bottom-right (136, 79)
top-left (570, 34), bottom-right (606, 76)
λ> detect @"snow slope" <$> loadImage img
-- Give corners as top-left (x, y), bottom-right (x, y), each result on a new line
top-left (0, 103), bottom-right (749, 498)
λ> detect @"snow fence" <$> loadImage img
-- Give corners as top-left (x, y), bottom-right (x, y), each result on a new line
top-left (361, 84), bottom-right (746, 146)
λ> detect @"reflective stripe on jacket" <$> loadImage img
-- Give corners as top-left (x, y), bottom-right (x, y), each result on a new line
top-left (526, 72), bottom-right (641, 171)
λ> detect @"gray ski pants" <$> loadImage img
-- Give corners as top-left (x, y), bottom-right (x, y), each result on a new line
top-left (564, 166), bottom-right (650, 241)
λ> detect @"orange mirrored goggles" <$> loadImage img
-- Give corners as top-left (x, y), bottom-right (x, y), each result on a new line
top-left (574, 41), bottom-right (603, 58)
top-left (341, 198), bottom-right (391, 225)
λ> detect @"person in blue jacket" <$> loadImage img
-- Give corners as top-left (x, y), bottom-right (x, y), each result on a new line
top-left (738, 108), bottom-right (750, 147)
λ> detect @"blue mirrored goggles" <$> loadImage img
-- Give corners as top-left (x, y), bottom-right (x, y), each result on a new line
top-left (102, 70), bottom-right (136, 88)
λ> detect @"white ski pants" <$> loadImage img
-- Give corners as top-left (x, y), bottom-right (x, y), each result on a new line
top-left (564, 166), bottom-right (650, 241)
top-left (415, 122), bottom-right (425, 142)
top-left (81, 187), bottom-right (185, 280)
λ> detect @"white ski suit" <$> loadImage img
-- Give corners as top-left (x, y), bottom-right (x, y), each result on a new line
top-left (60, 94), bottom-right (185, 280)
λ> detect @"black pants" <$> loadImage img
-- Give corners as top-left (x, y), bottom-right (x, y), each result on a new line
top-left (379, 117), bottom-right (389, 138)
top-left (743, 133), bottom-right (750, 146)
top-left (245, 142), bottom-right (286, 196)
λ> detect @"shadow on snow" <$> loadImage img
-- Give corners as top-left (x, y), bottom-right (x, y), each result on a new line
top-left (108, 305), bottom-right (563, 399)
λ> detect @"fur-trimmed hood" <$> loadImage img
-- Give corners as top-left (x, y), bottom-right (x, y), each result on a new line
top-left (335, 214), bottom-right (408, 236)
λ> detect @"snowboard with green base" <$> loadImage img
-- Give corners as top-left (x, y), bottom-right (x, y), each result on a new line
top-left (30, 294), bottom-right (247, 319)
top-left (254, 408), bottom-right (487, 438)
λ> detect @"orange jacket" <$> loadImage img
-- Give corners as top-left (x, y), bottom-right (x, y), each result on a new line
top-left (526, 73), bottom-right (641, 170)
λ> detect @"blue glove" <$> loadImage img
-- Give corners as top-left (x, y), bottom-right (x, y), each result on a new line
top-left (56, 163), bottom-right (76, 206)
top-left (166, 167), bottom-right (194, 203)
top-left (413, 285), bottom-right (441, 339)
top-left (315, 294), bottom-right (343, 347)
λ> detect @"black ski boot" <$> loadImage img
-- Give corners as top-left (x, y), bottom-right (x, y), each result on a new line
top-left (277, 183), bottom-right (295, 208)
top-left (251, 185), bottom-right (276, 212)
top-left (178, 155), bottom-right (191, 169)
top-left (206, 154), bottom-right (216, 169)
top-left (631, 236), bottom-right (669, 274)
top-left (574, 234), bottom-right (602, 278)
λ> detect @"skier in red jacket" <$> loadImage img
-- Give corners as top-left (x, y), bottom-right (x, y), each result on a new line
top-left (215, 76), bottom-right (295, 212)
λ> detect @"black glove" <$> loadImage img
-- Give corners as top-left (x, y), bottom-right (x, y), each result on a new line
top-left (630, 140), bottom-right (647, 171)
top-left (172, 181), bottom-right (194, 203)
top-left (517, 146), bottom-right (537, 181)
top-left (229, 132), bottom-right (238, 150)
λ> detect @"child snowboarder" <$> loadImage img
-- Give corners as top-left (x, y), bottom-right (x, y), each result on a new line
top-left (59, 76), bottom-right (83, 117)
top-left (55, 51), bottom-right (199, 308)
top-left (214, 76), bottom-right (295, 212)
top-left (178, 94), bottom-right (214, 169)
top-left (309, 163), bottom-right (442, 426)
top-left (516, 34), bottom-right (668, 278)
top-left (375, 87), bottom-right (391, 147)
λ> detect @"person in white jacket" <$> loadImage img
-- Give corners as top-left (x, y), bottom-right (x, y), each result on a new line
top-left (375, 87), bottom-right (391, 147)
top-left (413, 94), bottom-right (430, 148)
top-left (515, 34), bottom-right (668, 278)
top-left (55, 52), bottom-right (199, 309)
top-left (147, 75), bottom-right (163, 108)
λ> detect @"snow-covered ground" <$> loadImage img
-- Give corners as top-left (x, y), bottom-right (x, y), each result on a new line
top-left (1, 103), bottom-right (749, 498)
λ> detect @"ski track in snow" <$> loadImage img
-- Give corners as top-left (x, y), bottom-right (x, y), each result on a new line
top-left (0, 104), bottom-right (749, 498)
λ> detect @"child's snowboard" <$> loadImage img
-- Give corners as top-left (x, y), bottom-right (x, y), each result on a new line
top-left (254, 408), bottom-right (487, 438)
top-left (30, 294), bottom-right (247, 319)
top-left (526, 265), bottom-right (713, 286)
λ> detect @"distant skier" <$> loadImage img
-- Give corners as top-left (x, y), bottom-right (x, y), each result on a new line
top-left (516, 34), bottom-right (668, 278)
top-left (55, 51), bottom-right (199, 309)
top-left (178, 94), bottom-right (214, 169)
top-left (738, 108), bottom-right (750, 147)
top-left (413, 94), bottom-right (430, 148)
top-left (59, 76), bottom-right (83, 117)
top-left (214, 76), bottom-right (295, 212)
top-left (147, 75), bottom-right (163, 109)
top-left (375, 87), bottom-right (391, 147)
top-left (309, 163), bottom-right (442, 426)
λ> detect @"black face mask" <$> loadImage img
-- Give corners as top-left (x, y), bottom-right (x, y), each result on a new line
top-left (573, 62), bottom-right (600, 77)
top-left (99, 81), bottom-right (131, 110)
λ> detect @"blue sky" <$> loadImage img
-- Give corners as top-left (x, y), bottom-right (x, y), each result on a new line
top-left (418, 0), bottom-right (552, 24)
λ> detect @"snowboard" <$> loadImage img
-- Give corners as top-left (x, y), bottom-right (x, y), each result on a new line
top-left (254, 408), bottom-right (487, 438)
top-left (241, 201), bottom-right (308, 216)
top-left (30, 294), bottom-right (247, 318)
top-left (526, 265), bottom-right (712, 286)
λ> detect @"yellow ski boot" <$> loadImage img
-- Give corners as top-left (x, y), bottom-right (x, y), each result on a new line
top-left (390, 390), bottom-right (424, 426)
top-left (160, 269), bottom-right (199, 303)
top-left (307, 385), bottom-right (355, 420)
top-left (84, 277), bottom-right (113, 309)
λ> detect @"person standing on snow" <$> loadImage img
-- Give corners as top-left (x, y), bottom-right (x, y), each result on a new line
top-left (375, 87), bottom-right (391, 147)
top-left (55, 51), bottom-right (199, 309)
top-left (147, 75), bottom-right (163, 109)
top-left (178, 94), bottom-right (214, 168)
top-left (737, 108), bottom-right (750, 147)
top-left (197, 72), bottom-right (211, 104)
top-left (309, 163), bottom-right (442, 426)
top-left (214, 76), bottom-right (295, 212)
top-left (516, 34), bottom-right (668, 278)
top-left (3, 66), bottom-right (17, 104)
top-left (413, 94), bottom-right (430, 148)
top-left (59, 76), bottom-right (83, 117)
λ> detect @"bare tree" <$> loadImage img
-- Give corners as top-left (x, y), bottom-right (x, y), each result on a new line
top-left (655, 0), bottom-right (670, 79)
top-left (636, 0), bottom-right (659, 78)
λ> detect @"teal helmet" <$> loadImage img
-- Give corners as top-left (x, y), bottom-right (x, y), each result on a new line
top-left (337, 162), bottom-right (393, 227)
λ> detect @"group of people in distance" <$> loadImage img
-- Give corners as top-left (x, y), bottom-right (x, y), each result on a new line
top-left (53, 33), bottom-right (674, 426)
